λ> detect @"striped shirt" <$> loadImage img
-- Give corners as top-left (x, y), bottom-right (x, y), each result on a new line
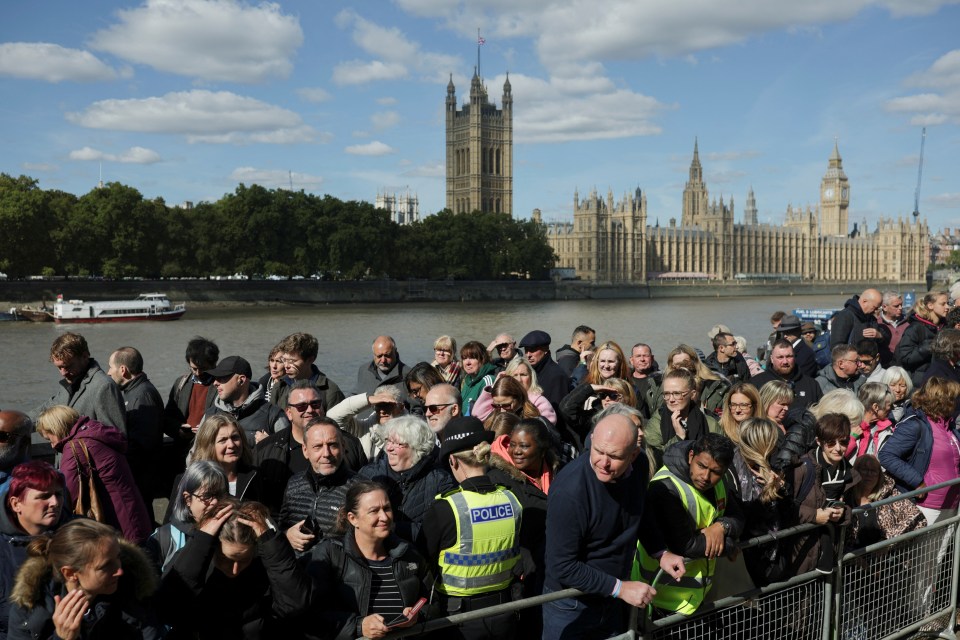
top-left (367, 558), bottom-right (404, 619)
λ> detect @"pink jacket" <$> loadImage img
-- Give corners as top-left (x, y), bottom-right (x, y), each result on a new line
top-left (472, 387), bottom-right (557, 425)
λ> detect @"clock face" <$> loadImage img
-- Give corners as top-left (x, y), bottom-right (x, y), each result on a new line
top-left (824, 188), bottom-right (835, 199)
top-left (841, 188), bottom-right (849, 199)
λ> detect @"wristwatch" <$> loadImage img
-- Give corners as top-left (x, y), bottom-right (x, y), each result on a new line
top-left (719, 520), bottom-right (731, 536)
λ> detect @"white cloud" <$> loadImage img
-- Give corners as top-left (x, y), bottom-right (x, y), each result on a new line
top-left (332, 10), bottom-right (462, 85)
top-left (66, 90), bottom-right (320, 144)
top-left (22, 162), bottom-right (58, 172)
top-left (505, 73), bottom-right (670, 143)
top-left (906, 49), bottom-right (960, 89)
top-left (69, 145), bottom-right (162, 164)
top-left (89, 0), bottom-right (302, 83)
top-left (333, 60), bottom-right (407, 85)
top-left (229, 167), bottom-right (324, 188)
top-left (371, 111), bottom-right (401, 130)
top-left (377, 97), bottom-right (398, 105)
top-left (345, 141), bottom-right (396, 156)
top-left (0, 43), bottom-right (117, 82)
top-left (402, 162), bottom-right (445, 177)
top-left (887, 90), bottom-right (960, 126)
top-left (297, 87), bottom-right (332, 103)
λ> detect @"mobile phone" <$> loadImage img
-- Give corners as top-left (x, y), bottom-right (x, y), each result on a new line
top-left (385, 597), bottom-right (427, 627)
top-left (299, 518), bottom-right (317, 536)
top-left (825, 499), bottom-right (844, 509)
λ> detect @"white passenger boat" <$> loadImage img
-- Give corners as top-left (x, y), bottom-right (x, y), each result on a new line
top-left (54, 293), bottom-right (186, 323)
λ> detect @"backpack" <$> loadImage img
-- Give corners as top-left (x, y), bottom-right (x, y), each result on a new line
top-left (152, 524), bottom-right (187, 574)
top-left (812, 332), bottom-right (832, 369)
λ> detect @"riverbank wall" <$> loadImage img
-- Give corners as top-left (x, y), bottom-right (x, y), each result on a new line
top-left (0, 278), bottom-right (928, 306)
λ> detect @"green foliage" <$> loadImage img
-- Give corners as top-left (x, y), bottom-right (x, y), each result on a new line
top-left (0, 174), bottom-right (555, 280)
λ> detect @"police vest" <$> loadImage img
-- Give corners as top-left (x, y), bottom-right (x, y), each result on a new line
top-left (632, 466), bottom-right (727, 615)
top-left (436, 486), bottom-right (522, 597)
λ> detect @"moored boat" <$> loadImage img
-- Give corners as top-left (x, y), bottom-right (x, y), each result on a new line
top-left (13, 305), bottom-right (54, 322)
top-left (54, 293), bottom-right (186, 323)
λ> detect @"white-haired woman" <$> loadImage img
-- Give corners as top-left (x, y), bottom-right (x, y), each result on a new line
top-left (881, 366), bottom-right (914, 422)
top-left (357, 416), bottom-right (456, 542)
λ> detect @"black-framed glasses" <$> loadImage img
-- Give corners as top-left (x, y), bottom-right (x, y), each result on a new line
top-left (289, 400), bottom-right (324, 413)
top-left (190, 492), bottom-right (218, 504)
top-left (425, 402), bottom-right (455, 414)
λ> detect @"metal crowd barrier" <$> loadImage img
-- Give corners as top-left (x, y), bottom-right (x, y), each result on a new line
top-left (359, 477), bottom-right (960, 640)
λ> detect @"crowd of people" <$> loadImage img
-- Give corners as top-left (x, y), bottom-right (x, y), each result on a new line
top-left (0, 285), bottom-right (958, 639)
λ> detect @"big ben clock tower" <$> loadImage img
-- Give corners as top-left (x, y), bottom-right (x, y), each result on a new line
top-left (819, 140), bottom-right (850, 237)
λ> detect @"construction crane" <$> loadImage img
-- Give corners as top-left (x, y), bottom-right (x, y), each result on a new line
top-left (913, 127), bottom-right (926, 219)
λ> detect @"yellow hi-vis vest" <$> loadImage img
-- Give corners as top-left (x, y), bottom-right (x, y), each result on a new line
top-left (632, 466), bottom-right (727, 615)
top-left (435, 486), bottom-right (522, 597)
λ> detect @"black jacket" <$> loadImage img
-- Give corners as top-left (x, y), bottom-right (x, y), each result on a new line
top-left (896, 313), bottom-right (941, 385)
top-left (279, 464), bottom-right (358, 539)
top-left (272, 365), bottom-right (347, 412)
top-left (255, 429), bottom-right (368, 519)
top-left (204, 382), bottom-right (290, 447)
top-left (357, 451), bottom-right (456, 543)
top-left (157, 529), bottom-right (307, 639)
top-left (829, 295), bottom-right (887, 351)
top-left (120, 373), bottom-right (165, 457)
top-left (304, 531), bottom-right (436, 640)
top-left (355, 360), bottom-right (410, 396)
top-left (532, 355), bottom-right (570, 408)
top-left (751, 367), bottom-right (823, 412)
top-left (704, 352), bottom-right (751, 383)
top-left (555, 344), bottom-right (580, 377)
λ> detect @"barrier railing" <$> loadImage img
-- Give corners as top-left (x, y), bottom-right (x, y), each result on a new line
top-left (357, 477), bottom-right (960, 640)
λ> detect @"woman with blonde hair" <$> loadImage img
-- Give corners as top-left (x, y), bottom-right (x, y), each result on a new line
top-left (36, 405), bottom-right (152, 544)
top-left (558, 377), bottom-right (638, 450)
top-left (164, 414), bottom-right (261, 522)
top-left (473, 375), bottom-right (544, 422)
top-left (9, 518), bottom-right (160, 639)
top-left (726, 417), bottom-right (789, 586)
top-left (472, 359), bottom-right (557, 425)
top-left (719, 382), bottom-right (762, 443)
top-left (759, 381), bottom-right (794, 433)
top-left (660, 344), bottom-right (729, 417)
top-left (571, 341), bottom-right (629, 387)
top-left (431, 335), bottom-right (461, 386)
top-left (421, 418), bottom-right (523, 639)
top-left (896, 290), bottom-right (950, 386)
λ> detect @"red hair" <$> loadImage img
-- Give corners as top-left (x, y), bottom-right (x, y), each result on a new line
top-left (8, 461), bottom-right (62, 501)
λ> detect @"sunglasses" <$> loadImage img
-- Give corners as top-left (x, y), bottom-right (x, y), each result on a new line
top-left (374, 402), bottom-right (399, 412)
top-left (491, 402), bottom-right (515, 411)
top-left (596, 391), bottom-right (622, 401)
top-left (0, 432), bottom-right (18, 443)
top-left (288, 400), bottom-right (323, 413)
top-left (425, 403), bottom-right (455, 414)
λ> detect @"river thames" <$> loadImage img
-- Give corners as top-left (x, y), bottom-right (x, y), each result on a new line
top-left (1, 294), bottom-right (849, 411)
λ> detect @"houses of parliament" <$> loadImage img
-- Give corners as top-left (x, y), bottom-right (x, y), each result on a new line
top-left (443, 70), bottom-right (929, 284)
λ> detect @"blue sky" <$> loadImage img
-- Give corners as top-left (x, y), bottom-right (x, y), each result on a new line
top-left (1, 0), bottom-right (958, 232)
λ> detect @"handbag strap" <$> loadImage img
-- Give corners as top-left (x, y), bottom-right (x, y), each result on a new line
top-left (68, 439), bottom-right (95, 476)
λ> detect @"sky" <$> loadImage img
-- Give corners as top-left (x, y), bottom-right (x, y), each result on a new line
top-left (1, 0), bottom-right (959, 232)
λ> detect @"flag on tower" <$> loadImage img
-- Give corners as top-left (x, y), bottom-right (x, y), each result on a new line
top-left (478, 36), bottom-right (485, 45)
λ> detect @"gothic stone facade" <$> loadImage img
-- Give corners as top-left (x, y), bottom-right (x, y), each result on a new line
top-left (445, 71), bottom-right (513, 215)
top-left (542, 141), bottom-right (928, 284)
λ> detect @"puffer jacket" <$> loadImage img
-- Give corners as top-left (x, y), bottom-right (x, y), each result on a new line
top-left (357, 451), bottom-right (456, 542)
top-left (304, 531), bottom-right (435, 640)
top-left (279, 464), bottom-right (358, 540)
top-left (8, 539), bottom-right (161, 640)
top-left (896, 313), bottom-right (941, 386)
top-left (55, 416), bottom-right (152, 544)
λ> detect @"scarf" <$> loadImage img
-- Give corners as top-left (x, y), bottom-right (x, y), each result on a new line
top-left (657, 402), bottom-right (708, 446)
top-left (491, 434), bottom-right (553, 494)
top-left (848, 419), bottom-right (894, 459)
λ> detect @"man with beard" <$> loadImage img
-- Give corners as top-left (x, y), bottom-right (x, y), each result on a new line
top-left (751, 340), bottom-right (823, 411)
top-left (356, 335), bottom-right (409, 396)
top-left (0, 412), bottom-right (32, 480)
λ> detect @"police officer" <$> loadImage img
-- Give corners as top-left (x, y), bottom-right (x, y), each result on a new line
top-left (418, 416), bottom-right (523, 640)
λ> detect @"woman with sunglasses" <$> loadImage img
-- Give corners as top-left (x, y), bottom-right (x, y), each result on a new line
top-left (786, 413), bottom-right (859, 575)
top-left (358, 416), bottom-right (456, 542)
top-left (558, 377), bottom-right (637, 451)
top-left (472, 361), bottom-right (557, 425)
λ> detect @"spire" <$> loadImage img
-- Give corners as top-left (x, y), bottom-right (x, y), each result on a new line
top-left (689, 137), bottom-right (702, 182)
top-left (693, 137), bottom-right (700, 163)
top-left (447, 73), bottom-right (455, 94)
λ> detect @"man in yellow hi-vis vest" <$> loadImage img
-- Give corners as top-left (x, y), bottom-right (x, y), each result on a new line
top-left (634, 433), bottom-right (744, 617)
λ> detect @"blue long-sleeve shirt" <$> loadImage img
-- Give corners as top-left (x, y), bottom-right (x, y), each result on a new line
top-left (544, 453), bottom-right (660, 596)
